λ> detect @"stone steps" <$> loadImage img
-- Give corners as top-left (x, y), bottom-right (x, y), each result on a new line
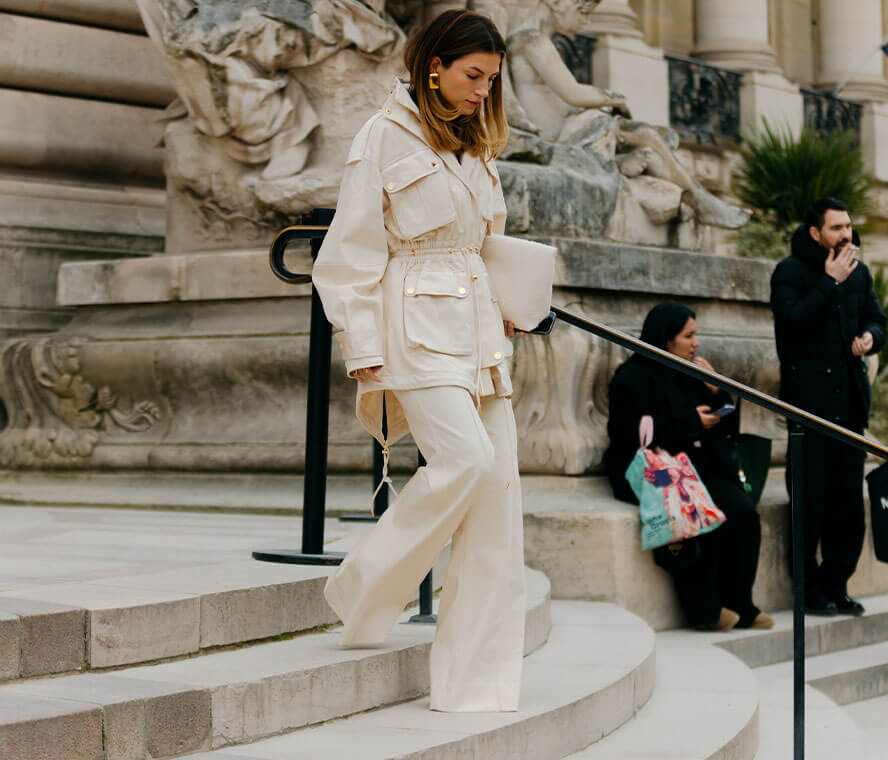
top-left (0, 568), bottom-right (549, 760)
top-left (568, 633), bottom-right (759, 759)
top-left (171, 600), bottom-right (656, 760)
top-left (843, 694), bottom-right (888, 760)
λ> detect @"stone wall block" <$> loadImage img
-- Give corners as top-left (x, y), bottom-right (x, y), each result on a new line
top-left (89, 598), bottom-right (200, 668)
top-left (0, 613), bottom-right (20, 680)
top-left (0, 600), bottom-right (86, 676)
top-left (0, 696), bottom-right (103, 760)
top-left (144, 690), bottom-right (211, 759)
top-left (0, 0), bottom-right (145, 31)
top-left (103, 700), bottom-right (146, 760)
top-left (0, 13), bottom-right (172, 106)
top-left (199, 577), bottom-right (336, 649)
top-left (0, 88), bottom-right (164, 179)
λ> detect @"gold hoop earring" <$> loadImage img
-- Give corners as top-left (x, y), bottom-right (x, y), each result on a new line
top-left (429, 72), bottom-right (440, 90)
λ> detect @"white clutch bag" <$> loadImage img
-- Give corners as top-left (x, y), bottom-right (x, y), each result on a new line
top-left (481, 233), bottom-right (556, 331)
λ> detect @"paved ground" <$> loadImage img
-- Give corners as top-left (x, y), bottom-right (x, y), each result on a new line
top-left (0, 504), bottom-right (349, 595)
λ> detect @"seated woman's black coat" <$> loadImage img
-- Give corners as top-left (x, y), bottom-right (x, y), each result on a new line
top-left (603, 356), bottom-right (738, 503)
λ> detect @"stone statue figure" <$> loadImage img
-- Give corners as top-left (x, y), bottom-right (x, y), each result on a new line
top-left (504, 0), bottom-right (749, 233)
top-left (137, 0), bottom-right (405, 249)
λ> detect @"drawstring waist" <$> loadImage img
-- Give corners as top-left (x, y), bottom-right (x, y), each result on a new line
top-left (391, 245), bottom-right (481, 258)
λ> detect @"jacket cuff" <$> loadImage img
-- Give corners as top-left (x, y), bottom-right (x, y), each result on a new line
top-left (335, 329), bottom-right (384, 362)
top-left (816, 273), bottom-right (839, 296)
top-left (345, 356), bottom-right (385, 376)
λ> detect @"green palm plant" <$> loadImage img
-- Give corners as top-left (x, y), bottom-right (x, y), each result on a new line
top-left (730, 119), bottom-right (873, 259)
top-left (734, 119), bottom-right (872, 227)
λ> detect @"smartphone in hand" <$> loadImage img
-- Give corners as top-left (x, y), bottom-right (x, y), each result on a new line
top-left (714, 403), bottom-right (736, 418)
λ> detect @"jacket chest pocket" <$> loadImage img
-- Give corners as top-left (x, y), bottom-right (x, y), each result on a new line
top-left (382, 149), bottom-right (457, 241)
top-left (403, 266), bottom-right (473, 356)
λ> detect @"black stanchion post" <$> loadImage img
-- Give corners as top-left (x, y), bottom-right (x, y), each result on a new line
top-left (409, 450), bottom-right (437, 624)
top-left (253, 209), bottom-right (345, 566)
top-left (790, 422), bottom-right (806, 760)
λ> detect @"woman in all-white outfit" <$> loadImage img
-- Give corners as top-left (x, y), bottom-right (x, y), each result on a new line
top-left (312, 10), bottom-right (524, 712)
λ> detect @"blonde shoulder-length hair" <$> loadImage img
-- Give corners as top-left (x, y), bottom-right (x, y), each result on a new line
top-left (404, 10), bottom-right (510, 161)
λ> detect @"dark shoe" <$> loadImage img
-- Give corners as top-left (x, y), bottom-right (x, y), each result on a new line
top-left (832, 593), bottom-right (865, 616)
top-left (805, 590), bottom-right (838, 616)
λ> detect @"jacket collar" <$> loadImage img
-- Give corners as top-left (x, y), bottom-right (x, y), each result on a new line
top-left (791, 223), bottom-right (861, 267)
top-left (382, 78), bottom-right (498, 191)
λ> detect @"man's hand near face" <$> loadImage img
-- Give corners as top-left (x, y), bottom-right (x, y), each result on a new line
top-left (852, 331), bottom-right (874, 356)
top-left (824, 242), bottom-right (858, 284)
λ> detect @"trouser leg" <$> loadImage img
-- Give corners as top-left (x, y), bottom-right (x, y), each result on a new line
top-left (705, 477), bottom-right (762, 626)
top-left (786, 431), bottom-right (829, 593)
top-left (819, 433), bottom-right (866, 595)
top-left (429, 393), bottom-right (525, 712)
top-left (657, 538), bottom-right (720, 628)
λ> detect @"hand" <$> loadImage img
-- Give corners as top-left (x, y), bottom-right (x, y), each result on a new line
top-left (824, 243), bottom-right (858, 284)
top-left (609, 96), bottom-right (631, 118)
top-left (351, 365), bottom-right (383, 383)
top-left (852, 331), bottom-right (874, 356)
top-left (503, 320), bottom-right (525, 339)
top-left (693, 356), bottom-right (719, 394)
top-left (697, 405), bottom-right (720, 430)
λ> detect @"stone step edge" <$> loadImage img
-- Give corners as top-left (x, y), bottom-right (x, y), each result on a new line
top-left (182, 600), bottom-right (656, 760)
top-left (0, 530), bottom-right (450, 680)
top-left (570, 636), bottom-right (760, 760)
top-left (0, 569), bottom-right (551, 760)
top-left (714, 597), bottom-right (888, 669)
top-left (0, 572), bottom-right (337, 680)
top-left (804, 638), bottom-right (888, 706)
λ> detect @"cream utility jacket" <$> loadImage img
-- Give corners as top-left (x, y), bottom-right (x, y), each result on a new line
top-left (313, 79), bottom-right (512, 446)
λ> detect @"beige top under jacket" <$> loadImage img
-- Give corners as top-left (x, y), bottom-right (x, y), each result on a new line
top-left (313, 79), bottom-right (512, 446)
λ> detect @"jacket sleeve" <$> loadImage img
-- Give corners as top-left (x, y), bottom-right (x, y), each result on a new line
top-left (862, 267), bottom-right (888, 354)
top-left (770, 259), bottom-right (838, 329)
top-left (489, 160), bottom-right (507, 235)
top-left (312, 155), bottom-right (388, 375)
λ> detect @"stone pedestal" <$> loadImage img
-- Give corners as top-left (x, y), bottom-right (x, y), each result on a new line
top-left (740, 71), bottom-right (804, 135)
top-left (0, 237), bottom-right (782, 476)
top-left (590, 35), bottom-right (670, 126)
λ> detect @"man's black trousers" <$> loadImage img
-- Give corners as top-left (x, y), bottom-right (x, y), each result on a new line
top-left (786, 426), bottom-right (866, 597)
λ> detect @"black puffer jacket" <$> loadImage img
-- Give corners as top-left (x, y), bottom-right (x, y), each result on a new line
top-left (770, 225), bottom-right (887, 425)
top-left (604, 356), bottom-right (738, 504)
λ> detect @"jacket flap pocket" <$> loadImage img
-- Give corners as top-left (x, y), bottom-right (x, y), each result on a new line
top-left (405, 269), bottom-right (469, 298)
top-left (382, 150), bottom-right (442, 193)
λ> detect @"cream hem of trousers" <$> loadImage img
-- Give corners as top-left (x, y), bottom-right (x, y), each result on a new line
top-left (323, 386), bottom-right (525, 712)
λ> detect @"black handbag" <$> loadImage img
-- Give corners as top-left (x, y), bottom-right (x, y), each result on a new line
top-left (865, 461), bottom-right (888, 563)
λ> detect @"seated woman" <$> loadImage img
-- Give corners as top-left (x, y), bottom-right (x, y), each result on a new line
top-left (604, 302), bottom-right (773, 631)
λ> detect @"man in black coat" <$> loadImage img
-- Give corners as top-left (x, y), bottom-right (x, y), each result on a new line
top-left (771, 196), bottom-right (887, 616)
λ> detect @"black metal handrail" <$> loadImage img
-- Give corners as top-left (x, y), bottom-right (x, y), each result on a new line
top-left (801, 87), bottom-right (863, 142)
top-left (261, 215), bottom-right (887, 760)
top-left (552, 306), bottom-right (888, 458)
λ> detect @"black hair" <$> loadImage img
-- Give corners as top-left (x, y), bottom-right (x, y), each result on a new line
top-left (804, 197), bottom-right (848, 231)
top-left (639, 302), bottom-right (696, 351)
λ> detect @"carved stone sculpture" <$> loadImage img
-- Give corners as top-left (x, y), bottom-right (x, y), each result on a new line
top-left (0, 337), bottom-right (162, 466)
top-left (138, 0), bottom-right (405, 249)
top-left (503, 0), bottom-right (750, 238)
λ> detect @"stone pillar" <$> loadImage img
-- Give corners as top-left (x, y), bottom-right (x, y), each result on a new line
top-left (693, 0), bottom-right (778, 72)
top-left (817, 0), bottom-right (888, 101)
top-left (694, 0), bottom-right (803, 136)
top-left (584, 0), bottom-right (670, 126)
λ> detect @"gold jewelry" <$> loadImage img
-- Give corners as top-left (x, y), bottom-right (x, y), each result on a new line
top-left (429, 72), bottom-right (440, 90)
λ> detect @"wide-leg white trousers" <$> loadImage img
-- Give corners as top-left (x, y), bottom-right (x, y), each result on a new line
top-left (324, 386), bottom-right (525, 712)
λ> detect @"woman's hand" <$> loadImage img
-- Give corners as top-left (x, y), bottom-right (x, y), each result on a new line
top-left (350, 365), bottom-right (383, 383)
top-left (503, 320), bottom-right (525, 339)
top-left (697, 405), bottom-right (720, 429)
top-left (693, 356), bottom-right (720, 395)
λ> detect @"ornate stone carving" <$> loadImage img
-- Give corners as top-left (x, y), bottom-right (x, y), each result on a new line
top-left (501, 0), bottom-right (749, 246)
top-left (0, 337), bottom-right (162, 466)
top-left (137, 0), bottom-right (405, 249)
